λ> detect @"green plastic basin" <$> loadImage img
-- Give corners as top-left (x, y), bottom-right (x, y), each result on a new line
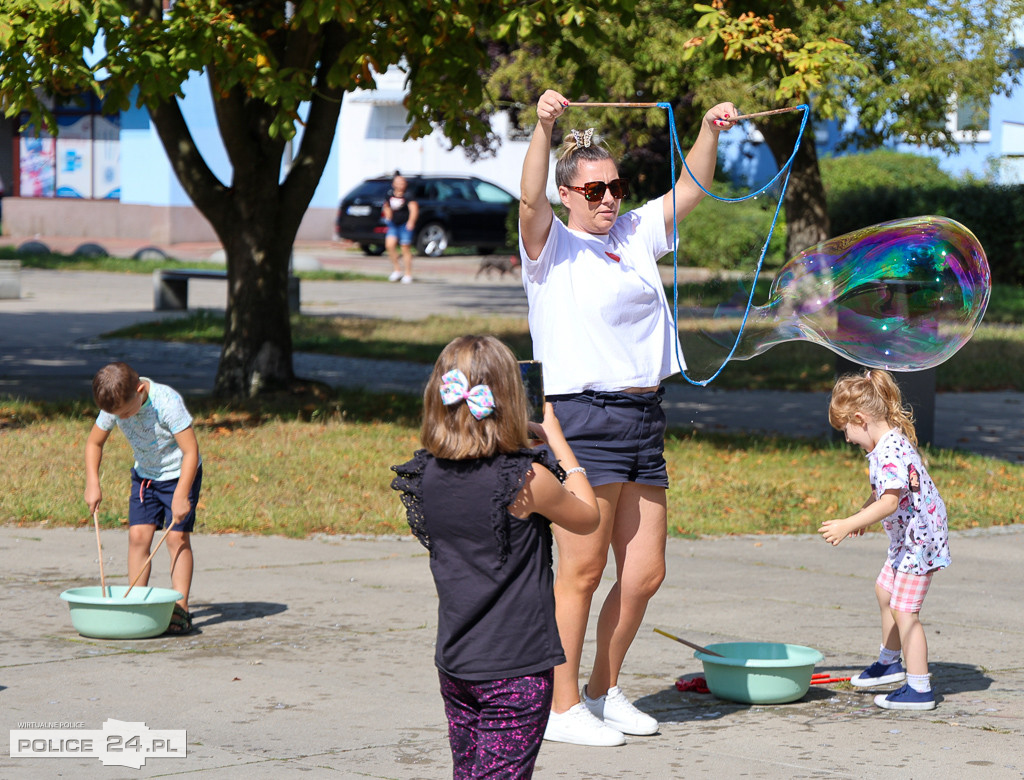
top-left (60, 585), bottom-right (183, 639)
top-left (694, 642), bottom-right (824, 704)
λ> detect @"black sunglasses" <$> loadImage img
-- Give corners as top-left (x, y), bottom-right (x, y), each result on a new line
top-left (567, 178), bottom-right (630, 203)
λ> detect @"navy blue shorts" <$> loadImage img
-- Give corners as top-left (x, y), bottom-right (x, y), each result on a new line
top-left (549, 388), bottom-right (668, 488)
top-left (128, 464), bottom-right (203, 532)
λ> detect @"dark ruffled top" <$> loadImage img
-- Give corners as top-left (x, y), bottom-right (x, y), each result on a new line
top-left (390, 448), bottom-right (563, 566)
top-left (390, 448), bottom-right (566, 680)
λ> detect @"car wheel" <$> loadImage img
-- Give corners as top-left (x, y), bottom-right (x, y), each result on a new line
top-left (416, 223), bottom-right (450, 257)
top-left (360, 243), bottom-right (385, 256)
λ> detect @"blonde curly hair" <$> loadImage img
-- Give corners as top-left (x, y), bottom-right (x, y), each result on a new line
top-left (828, 369), bottom-right (918, 446)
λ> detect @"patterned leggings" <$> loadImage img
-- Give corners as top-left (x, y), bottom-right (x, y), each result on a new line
top-left (438, 669), bottom-right (553, 779)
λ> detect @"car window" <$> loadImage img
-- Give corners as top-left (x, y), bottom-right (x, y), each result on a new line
top-left (441, 179), bottom-right (477, 201)
top-left (344, 180), bottom-right (390, 202)
top-left (473, 181), bottom-right (515, 204)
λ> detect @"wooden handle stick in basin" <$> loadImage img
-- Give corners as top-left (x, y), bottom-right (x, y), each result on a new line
top-left (123, 522), bottom-right (175, 598)
top-left (653, 628), bottom-right (725, 657)
top-left (92, 511), bottom-right (107, 597)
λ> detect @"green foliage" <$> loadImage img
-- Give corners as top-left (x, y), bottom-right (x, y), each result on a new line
top-left (1, 0), bottom-right (632, 144)
top-left (674, 184), bottom-right (787, 270)
top-left (818, 151), bottom-right (1024, 285)
top-left (684, 1), bottom-right (864, 115)
top-left (821, 151), bottom-right (957, 195)
top-left (827, 180), bottom-right (1024, 285)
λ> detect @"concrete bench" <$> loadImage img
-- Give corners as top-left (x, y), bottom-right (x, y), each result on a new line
top-left (154, 268), bottom-right (299, 312)
top-left (0, 260), bottom-right (21, 299)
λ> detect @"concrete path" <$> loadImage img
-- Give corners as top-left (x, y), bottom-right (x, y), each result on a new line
top-left (1, 524), bottom-right (1022, 778)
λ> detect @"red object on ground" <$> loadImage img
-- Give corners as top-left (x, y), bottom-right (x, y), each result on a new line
top-left (676, 676), bottom-right (710, 694)
top-left (810, 672), bottom-right (852, 684)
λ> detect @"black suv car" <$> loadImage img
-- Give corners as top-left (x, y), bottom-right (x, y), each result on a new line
top-left (335, 174), bottom-right (517, 257)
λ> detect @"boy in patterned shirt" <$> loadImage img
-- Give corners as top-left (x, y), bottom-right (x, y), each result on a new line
top-left (84, 362), bottom-right (202, 634)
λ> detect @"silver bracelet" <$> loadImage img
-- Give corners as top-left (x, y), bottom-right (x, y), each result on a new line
top-left (564, 466), bottom-right (587, 477)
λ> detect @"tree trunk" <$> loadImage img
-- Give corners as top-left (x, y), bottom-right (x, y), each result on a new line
top-left (146, 47), bottom-right (345, 398)
top-left (757, 115), bottom-right (830, 259)
top-left (215, 217), bottom-right (297, 397)
top-left (149, 97), bottom-right (300, 397)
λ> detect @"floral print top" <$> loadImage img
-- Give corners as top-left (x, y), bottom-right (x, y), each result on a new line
top-left (868, 428), bottom-right (950, 575)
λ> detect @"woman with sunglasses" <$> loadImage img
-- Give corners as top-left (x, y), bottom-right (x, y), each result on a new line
top-left (519, 88), bottom-right (738, 747)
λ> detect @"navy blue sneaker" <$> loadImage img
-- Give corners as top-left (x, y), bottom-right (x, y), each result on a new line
top-left (874, 683), bottom-right (936, 710)
top-left (850, 660), bottom-right (906, 688)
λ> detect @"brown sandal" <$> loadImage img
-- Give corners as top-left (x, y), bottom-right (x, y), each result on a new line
top-left (164, 604), bottom-right (193, 635)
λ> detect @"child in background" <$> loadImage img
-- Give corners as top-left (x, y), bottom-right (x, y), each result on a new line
top-left (819, 369), bottom-right (949, 711)
top-left (391, 335), bottom-right (599, 778)
top-left (84, 362), bottom-right (202, 635)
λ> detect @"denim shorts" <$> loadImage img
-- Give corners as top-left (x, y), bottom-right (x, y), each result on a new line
top-left (385, 222), bottom-right (414, 245)
top-left (548, 388), bottom-right (668, 487)
top-left (128, 464), bottom-right (203, 532)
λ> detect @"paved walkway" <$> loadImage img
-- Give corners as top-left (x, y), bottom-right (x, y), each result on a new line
top-left (2, 524), bottom-right (1022, 778)
top-left (1, 238), bottom-right (1022, 461)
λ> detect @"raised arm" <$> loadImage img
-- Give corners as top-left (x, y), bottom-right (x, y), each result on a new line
top-left (519, 90), bottom-right (568, 261)
top-left (662, 102), bottom-right (737, 234)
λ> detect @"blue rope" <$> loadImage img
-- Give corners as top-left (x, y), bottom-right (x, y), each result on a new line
top-left (659, 102), bottom-right (809, 386)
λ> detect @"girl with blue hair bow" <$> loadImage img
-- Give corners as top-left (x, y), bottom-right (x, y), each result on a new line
top-left (391, 334), bottom-right (600, 778)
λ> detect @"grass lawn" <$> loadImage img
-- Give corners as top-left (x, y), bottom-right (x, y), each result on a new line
top-left (2, 391), bottom-right (1021, 539)
top-left (0, 245), bottom-right (382, 282)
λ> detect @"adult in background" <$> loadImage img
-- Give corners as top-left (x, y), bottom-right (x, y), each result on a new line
top-left (382, 172), bottom-right (419, 283)
top-left (519, 88), bottom-right (738, 746)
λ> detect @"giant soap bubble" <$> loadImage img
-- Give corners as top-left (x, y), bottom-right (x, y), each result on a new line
top-left (711, 215), bottom-right (990, 372)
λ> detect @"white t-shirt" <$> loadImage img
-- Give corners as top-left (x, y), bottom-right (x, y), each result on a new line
top-left (519, 197), bottom-right (683, 395)
top-left (95, 379), bottom-right (196, 481)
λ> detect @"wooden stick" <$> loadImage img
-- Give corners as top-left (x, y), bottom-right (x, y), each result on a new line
top-left (570, 101), bottom-right (662, 108)
top-left (731, 106), bottom-right (805, 121)
top-left (569, 103), bottom-right (805, 122)
top-left (123, 522), bottom-right (175, 598)
top-left (93, 511), bottom-right (107, 597)
top-left (653, 627), bottom-right (725, 657)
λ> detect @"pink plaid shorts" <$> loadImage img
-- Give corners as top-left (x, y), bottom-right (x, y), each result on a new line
top-left (876, 564), bottom-right (934, 613)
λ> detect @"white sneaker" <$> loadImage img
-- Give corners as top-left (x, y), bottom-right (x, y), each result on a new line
top-left (584, 685), bottom-right (659, 736)
top-left (400, 275), bottom-right (413, 284)
top-left (543, 703), bottom-right (625, 746)
top-left (388, 270), bottom-right (403, 282)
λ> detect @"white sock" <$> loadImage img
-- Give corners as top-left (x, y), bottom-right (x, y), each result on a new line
top-left (878, 645), bottom-right (902, 665)
top-left (907, 673), bottom-right (931, 693)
